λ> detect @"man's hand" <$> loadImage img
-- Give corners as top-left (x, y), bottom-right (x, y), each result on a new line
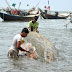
top-left (33, 28), bottom-right (37, 31)
top-left (28, 28), bottom-right (31, 31)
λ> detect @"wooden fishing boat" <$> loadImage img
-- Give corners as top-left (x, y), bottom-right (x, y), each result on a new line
top-left (0, 11), bottom-right (40, 21)
top-left (39, 8), bottom-right (68, 19)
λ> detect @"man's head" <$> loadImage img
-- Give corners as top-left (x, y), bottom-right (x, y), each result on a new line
top-left (21, 27), bottom-right (29, 37)
top-left (33, 16), bottom-right (38, 21)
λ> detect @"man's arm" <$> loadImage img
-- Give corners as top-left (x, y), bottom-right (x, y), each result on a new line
top-left (33, 27), bottom-right (37, 31)
top-left (17, 41), bottom-right (29, 52)
top-left (28, 27), bottom-right (31, 31)
top-left (33, 22), bottom-right (39, 31)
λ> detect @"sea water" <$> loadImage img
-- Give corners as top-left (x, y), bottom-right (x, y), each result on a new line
top-left (0, 18), bottom-right (72, 72)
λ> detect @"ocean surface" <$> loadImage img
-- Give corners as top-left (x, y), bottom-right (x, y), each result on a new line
top-left (0, 17), bottom-right (72, 72)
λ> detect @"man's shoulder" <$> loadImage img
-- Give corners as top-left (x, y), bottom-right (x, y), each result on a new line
top-left (15, 34), bottom-right (20, 36)
top-left (14, 34), bottom-right (21, 38)
top-left (36, 21), bottom-right (39, 24)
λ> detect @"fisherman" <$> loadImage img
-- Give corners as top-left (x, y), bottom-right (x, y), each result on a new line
top-left (6, 7), bottom-right (10, 14)
top-left (14, 9), bottom-right (18, 15)
top-left (65, 13), bottom-right (72, 28)
top-left (11, 9), bottom-right (14, 15)
top-left (8, 27), bottom-right (29, 58)
top-left (28, 16), bottom-right (39, 32)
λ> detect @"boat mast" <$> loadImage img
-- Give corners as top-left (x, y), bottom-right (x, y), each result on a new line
top-left (35, 0), bottom-right (41, 9)
top-left (5, 0), bottom-right (11, 10)
top-left (47, 0), bottom-right (50, 13)
top-left (48, 0), bottom-right (49, 5)
top-left (18, 2), bottom-right (21, 10)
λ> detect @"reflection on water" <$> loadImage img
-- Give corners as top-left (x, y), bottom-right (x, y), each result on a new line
top-left (0, 18), bottom-right (72, 72)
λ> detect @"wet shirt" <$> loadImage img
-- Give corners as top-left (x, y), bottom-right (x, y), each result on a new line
top-left (10, 34), bottom-right (22, 52)
top-left (28, 21), bottom-right (39, 30)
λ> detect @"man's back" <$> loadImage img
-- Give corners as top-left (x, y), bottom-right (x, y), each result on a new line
top-left (10, 34), bottom-right (22, 51)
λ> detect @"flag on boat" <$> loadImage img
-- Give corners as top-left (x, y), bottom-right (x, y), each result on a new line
top-left (47, 6), bottom-right (50, 10)
top-left (12, 3), bottom-right (16, 7)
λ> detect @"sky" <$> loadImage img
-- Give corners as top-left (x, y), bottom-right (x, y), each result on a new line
top-left (0, 0), bottom-right (72, 11)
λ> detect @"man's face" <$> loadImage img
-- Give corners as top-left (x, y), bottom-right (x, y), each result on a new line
top-left (22, 32), bottom-right (28, 37)
top-left (33, 18), bottom-right (36, 22)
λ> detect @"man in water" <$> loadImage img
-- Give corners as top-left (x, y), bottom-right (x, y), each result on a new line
top-left (28, 16), bottom-right (39, 32)
top-left (8, 27), bottom-right (29, 58)
top-left (65, 13), bottom-right (72, 28)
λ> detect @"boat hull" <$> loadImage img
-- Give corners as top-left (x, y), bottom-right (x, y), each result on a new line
top-left (39, 8), bottom-right (68, 19)
top-left (41, 13), bottom-right (67, 19)
top-left (0, 12), bottom-right (39, 21)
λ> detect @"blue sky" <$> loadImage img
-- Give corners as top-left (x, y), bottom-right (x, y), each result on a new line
top-left (0, 0), bottom-right (72, 11)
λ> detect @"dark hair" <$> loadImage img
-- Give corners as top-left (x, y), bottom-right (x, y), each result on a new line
top-left (34, 16), bottom-right (38, 21)
top-left (21, 27), bottom-right (29, 33)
